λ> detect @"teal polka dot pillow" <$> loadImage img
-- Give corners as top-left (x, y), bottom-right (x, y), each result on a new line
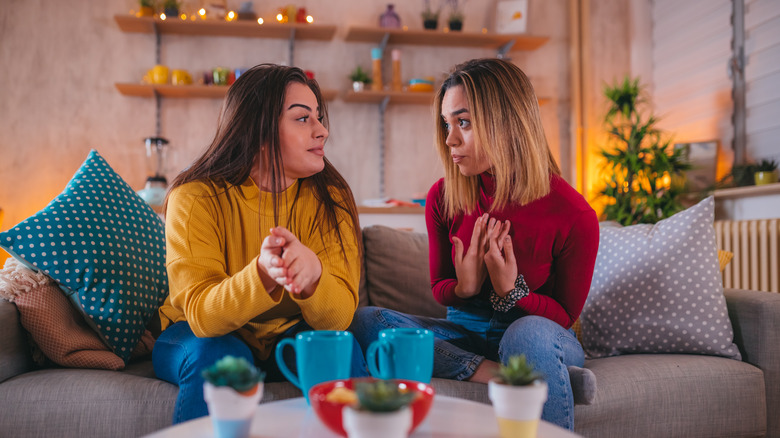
top-left (0, 150), bottom-right (167, 362)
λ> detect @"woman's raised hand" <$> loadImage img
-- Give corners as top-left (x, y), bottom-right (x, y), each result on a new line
top-left (484, 219), bottom-right (517, 297)
top-left (452, 213), bottom-right (490, 299)
top-left (267, 227), bottom-right (322, 299)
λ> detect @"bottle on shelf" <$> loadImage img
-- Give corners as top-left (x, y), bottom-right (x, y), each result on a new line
top-left (371, 48), bottom-right (383, 92)
top-left (391, 49), bottom-right (402, 92)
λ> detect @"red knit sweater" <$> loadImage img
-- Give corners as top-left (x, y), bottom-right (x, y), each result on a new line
top-left (425, 173), bottom-right (599, 328)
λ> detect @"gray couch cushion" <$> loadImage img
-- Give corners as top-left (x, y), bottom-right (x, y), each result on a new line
top-left (575, 353), bottom-right (766, 438)
top-left (582, 197), bottom-right (741, 360)
top-left (362, 225), bottom-right (446, 318)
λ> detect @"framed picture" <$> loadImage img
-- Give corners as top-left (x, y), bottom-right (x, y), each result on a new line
top-left (674, 141), bottom-right (719, 192)
top-left (495, 0), bottom-right (528, 34)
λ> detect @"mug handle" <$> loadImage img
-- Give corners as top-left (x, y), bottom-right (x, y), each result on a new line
top-left (366, 340), bottom-right (391, 379)
top-left (274, 338), bottom-right (300, 389)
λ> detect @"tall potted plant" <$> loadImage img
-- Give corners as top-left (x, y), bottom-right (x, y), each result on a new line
top-left (597, 77), bottom-right (690, 225)
top-left (488, 355), bottom-right (547, 438)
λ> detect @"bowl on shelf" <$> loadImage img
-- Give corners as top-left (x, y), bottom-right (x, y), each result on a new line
top-left (308, 378), bottom-right (435, 437)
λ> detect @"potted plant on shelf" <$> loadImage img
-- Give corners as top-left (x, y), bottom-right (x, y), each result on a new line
top-left (349, 66), bottom-right (372, 92)
top-left (421, 0), bottom-right (441, 30)
top-left (488, 355), bottom-right (547, 438)
top-left (446, 0), bottom-right (465, 31)
top-left (202, 355), bottom-right (266, 438)
top-left (753, 159), bottom-right (778, 185)
top-left (597, 76), bottom-right (691, 225)
top-left (138, 0), bottom-right (156, 17)
top-left (342, 380), bottom-right (417, 438)
top-left (162, 0), bottom-right (180, 17)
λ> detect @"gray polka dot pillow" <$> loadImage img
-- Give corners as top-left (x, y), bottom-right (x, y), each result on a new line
top-left (580, 196), bottom-right (741, 360)
top-left (0, 150), bottom-right (167, 362)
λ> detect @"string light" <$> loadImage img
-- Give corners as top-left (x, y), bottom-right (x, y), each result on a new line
top-left (306, 15), bottom-right (313, 23)
top-left (257, 17), bottom-right (264, 25)
top-left (159, 13), bottom-right (167, 20)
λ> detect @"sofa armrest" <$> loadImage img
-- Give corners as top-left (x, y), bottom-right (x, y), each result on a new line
top-left (725, 288), bottom-right (780, 437)
top-left (0, 299), bottom-right (32, 383)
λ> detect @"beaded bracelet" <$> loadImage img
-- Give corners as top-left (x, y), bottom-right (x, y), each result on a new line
top-left (489, 274), bottom-right (529, 312)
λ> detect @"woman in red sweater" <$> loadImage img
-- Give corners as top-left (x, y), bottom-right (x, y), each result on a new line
top-left (351, 58), bottom-right (599, 430)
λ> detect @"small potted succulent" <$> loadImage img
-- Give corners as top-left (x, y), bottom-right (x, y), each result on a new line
top-left (421, 0), bottom-right (440, 30)
top-left (162, 0), bottom-right (180, 17)
top-left (488, 355), bottom-right (547, 438)
top-left (138, 0), bottom-right (156, 17)
top-left (349, 66), bottom-right (372, 92)
top-left (446, 0), bottom-right (465, 31)
top-left (342, 380), bottom-right (416, 438)
top-left (202, 355), bottom-right (266, 438)
top-left (753, 159), bottom-right (778, 186)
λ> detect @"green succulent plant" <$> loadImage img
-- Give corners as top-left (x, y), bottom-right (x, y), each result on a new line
top-left (201, 355), bottom-right (265, 393)
top-left (754, 159), bottom-right (778, 172)
top-left (349, 66), bottom-right (371, 84)
top-left (354, 380), bottom-right (416, 412)
top-left (494, 355), bottom-right (543, 386)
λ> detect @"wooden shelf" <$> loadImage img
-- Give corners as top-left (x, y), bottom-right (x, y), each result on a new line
top-left (343, 90), bottom-right (550, 106)
top-left (358, 206), bottom-right (425, 215)
top-left (345, 26), bottom-right (548, 51)
top-left (713, 182), bottom-right (780, 200)
top-left (114, 14), bottom-right (337, 40)
top-left (115, 83), bottom-right (338, 100)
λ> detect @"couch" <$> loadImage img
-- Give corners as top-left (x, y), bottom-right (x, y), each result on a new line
top-left (1, 225), bottom-right (778, 438)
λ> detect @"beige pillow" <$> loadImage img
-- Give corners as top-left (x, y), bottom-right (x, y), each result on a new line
top-left (362, 225), bottom-right (446, 318)
top-left (0, 258), bottom-right (154, 369)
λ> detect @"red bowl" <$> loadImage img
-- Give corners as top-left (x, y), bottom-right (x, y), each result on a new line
top-left (309, 378), bottom-right (435, 437)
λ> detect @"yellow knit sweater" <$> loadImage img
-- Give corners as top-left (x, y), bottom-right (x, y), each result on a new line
top-left (158, 177), bottom-right (360, 360)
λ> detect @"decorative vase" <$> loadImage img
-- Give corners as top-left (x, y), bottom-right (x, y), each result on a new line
top-left (423, 19), bottom-right (438, 30)
top-left (352, 81), bottom-right (366, 92)
top-left (448, 20), bottom-right (463, 31)
top-left (164, 6), bottom-right (179, 17)
top-left (343, 406), bottom-right (412, 438)
top-left (380, 4), bottom-right (402, 28)
top-left (754, 171), bottom-right (778, 185)
top-left (204, 382), bottom-right (264, 438)
top-left (488, 379), bottom-right (548, 438)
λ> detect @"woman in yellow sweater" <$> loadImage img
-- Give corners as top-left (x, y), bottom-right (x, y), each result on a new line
top-left (153, 64), bottom-right (366, 423)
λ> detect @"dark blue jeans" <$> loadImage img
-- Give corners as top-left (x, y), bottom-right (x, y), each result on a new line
top-left (153, 320), bottom-right (369, 424)
top-left (350, 302), bottom-right (584, 430)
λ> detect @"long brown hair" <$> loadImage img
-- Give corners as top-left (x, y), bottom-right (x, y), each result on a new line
top-left (166, 64), bottom-right (361, 260)
top-left (434, 58), bottom-right (560, 218)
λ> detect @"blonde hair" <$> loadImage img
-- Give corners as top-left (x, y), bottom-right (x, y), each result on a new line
top-left (434, 58), bottom-right (560, 218)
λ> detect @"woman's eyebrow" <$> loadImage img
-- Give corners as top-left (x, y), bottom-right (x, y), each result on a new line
top-left (443, 108), bottom-right (469, 118)
top-left (287, 103), bottom-right (312, 111)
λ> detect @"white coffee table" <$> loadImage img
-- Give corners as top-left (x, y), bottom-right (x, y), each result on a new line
top-left (145, 395), bottom-right (581, 438)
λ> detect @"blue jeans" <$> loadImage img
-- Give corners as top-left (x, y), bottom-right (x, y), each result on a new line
top-left (350, 302), bottom-right (584, 430)
top-left (153, 320), bottom-right (369, 424)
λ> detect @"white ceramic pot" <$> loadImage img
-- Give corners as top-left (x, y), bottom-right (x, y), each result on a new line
top-left (342, 405), bottom-right (412, 438)
top-left (352, 81), bottom-right (365, 92)
top-left (203, 382), bottom-right (264, 438)
top-left (488, 379), bottom-right (548, 438)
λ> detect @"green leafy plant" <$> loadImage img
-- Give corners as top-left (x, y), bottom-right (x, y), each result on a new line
top-left (349, 66), bottom-right (371, 84)
top-left (354, 380), bottom-right (416, 412)
top-left (201, 355), bottom-right (265, 393)
top-left (597, 76), bottom-right (691, 225)
top-left (163, 0), bottom-right (180, 10)
top-left (494, 355), bottom-right (543, 386)
top-left (754, 159), bottom-right (778, 172)
top-left (446, 0), bottom-right (464, 22)
top-left (422, 0), bottom-right (441, 21)
top-left (139, 0), bottom-right (155, 8)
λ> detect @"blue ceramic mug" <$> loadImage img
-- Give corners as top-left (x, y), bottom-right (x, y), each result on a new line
top-left (275, 330), bottom-right (353, 403)
top-left (367, 328), bottom-right (434, 383)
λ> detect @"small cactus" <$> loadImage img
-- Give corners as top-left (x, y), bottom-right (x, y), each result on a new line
top-left (201, 355), bottom-right (265, 393)
top-left (494, 355), bottom-right (543, 386)
top-left (354, 380), bottom-right (416, 412)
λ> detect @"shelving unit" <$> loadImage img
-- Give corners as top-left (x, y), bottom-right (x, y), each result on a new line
top-left (114, 15), bottom-right (337, 41)
top-left (345, 26), bottom-right (548, 53)
top-left (115, 83), bottom-right (338, 100)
